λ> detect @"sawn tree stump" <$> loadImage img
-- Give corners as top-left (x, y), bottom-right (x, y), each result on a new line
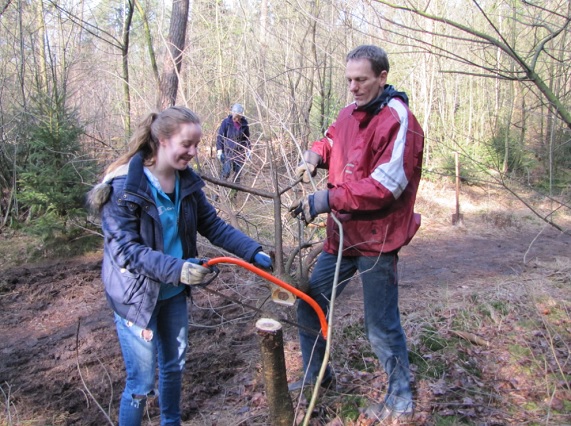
top-left (256, 318), bottom-right (295, 426)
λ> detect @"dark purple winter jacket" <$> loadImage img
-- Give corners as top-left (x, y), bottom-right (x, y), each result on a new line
top-left (216, 115), bottom-right (251, 163)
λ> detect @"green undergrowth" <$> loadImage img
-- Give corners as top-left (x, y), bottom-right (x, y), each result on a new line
top-left (0, 228), bottom-right (101, 269)
top-left (410, 283), bottom-right (570, 424)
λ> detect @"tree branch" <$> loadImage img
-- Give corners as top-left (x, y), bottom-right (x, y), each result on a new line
top-left (46, 0), bottom-right (122, 50)
top-left (373, 0), bottom-right (571, 128)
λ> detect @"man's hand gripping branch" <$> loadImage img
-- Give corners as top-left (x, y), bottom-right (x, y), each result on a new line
top-left (290, 150), bottom-right (331, 224)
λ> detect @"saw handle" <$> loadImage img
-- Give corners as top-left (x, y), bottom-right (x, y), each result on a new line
top-left (205, 257), bottom-right (328, 339)
top-left (196, 261), bottom-right (220, 287)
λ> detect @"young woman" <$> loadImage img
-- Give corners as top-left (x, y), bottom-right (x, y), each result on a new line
top-left (89, 106), bottom-right (272, 426)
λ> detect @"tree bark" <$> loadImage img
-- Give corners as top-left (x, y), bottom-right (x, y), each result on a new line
top-left (158, 0), bottom-right (190, 109)
top-left (255, 318), bottom-right (295, 426)
top-left (35, 0), bottom-right (48, 93)
top-left (121, 0), bottom-right (134, 137)
top-left (135, 0), bottom-right (159, 86)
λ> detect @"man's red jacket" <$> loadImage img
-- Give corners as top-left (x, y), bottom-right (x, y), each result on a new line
top-left (309, 96), bottom-right (424, 256)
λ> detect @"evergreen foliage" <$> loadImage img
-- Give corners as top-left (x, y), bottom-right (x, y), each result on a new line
top-left (16, 94), bottom-right (97, 239)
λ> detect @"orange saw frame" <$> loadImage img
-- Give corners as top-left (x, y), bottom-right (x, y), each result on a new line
top-left (205, 257), bottom-right (328, 338)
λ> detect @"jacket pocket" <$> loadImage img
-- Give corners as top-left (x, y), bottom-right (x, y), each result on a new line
top-left (103, 261), bottom-right (146, 305)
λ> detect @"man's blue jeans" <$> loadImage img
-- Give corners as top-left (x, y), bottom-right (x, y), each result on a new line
top-left (114, 291), bottom-right (188, 426)
top-left (297, 251), bottom-right (413, 412)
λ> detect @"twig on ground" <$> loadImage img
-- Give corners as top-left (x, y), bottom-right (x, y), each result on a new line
top-left (449, 329), bottom-right (490, 347)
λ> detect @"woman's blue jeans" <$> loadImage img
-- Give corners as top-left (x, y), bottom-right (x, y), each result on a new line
top-left (297, 251), bottom-right (413, 412)
top-left (114, 291), bottom-right (188, 426)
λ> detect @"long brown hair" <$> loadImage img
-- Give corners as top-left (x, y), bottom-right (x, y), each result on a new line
top-left (106, 106), bottom-right (201, 174)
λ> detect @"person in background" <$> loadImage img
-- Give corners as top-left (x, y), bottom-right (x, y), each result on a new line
top-left (289, 45), bottom-right (424, 423)
top-left (88, 106), bottom-right (272, 426)
top-left (216, 103), bottom-right (251, 185)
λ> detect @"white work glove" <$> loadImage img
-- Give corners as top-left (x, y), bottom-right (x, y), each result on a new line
top-left (217, 150), bottom-right (225, 161)
top-left (179, 260), bottom-right (213, 285)
top-left (295, 163), bottom-right (315, 184)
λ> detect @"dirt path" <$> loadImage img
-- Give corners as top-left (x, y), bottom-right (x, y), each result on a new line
top-left (0, 214), bottom-right (569, 425)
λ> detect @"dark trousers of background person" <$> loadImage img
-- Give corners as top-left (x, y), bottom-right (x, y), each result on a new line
top-left (221, 159), bottom-right (245, 184)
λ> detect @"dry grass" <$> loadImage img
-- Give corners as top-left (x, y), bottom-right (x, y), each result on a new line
top-left (283, 264), bottom-right (571, 425)
top-left (280, 180), bottom-right (571, 425)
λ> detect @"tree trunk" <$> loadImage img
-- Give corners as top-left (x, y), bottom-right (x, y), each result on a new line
top-left (158, 0), bottom-right (190, 109)
top-left (121, 0), bottom-right (134, 137)
top-left (35, 0), bottom-right (48, 93)
top-left (135, 0), bottom-right (159, 86)
top-left (255, 318), bottom-right (295, 426)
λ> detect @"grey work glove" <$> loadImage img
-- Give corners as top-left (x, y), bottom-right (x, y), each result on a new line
top-left (289, 190), bottom-right (330, 225)
top-left (295, 150), bottom-right (322, 183)
top-left (179, 259), bottom-right (213, 285)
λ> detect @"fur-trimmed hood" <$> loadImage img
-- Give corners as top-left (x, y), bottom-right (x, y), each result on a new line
top-left (87, 164), bottom-right (129, 212)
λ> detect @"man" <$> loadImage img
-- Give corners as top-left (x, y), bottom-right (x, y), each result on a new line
top-left (289, 45), bottom-right (424, 422)
top-left (216, 103), bottom-right (251, 186)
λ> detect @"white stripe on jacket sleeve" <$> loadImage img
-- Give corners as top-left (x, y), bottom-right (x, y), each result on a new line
top-left (370, 99), bottom-right (409, 199)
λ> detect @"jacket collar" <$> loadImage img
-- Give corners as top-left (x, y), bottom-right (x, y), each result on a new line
top-left (354, 84), bottom-right (409, 116)
top-left (125, 152), bottom-right (204, 196)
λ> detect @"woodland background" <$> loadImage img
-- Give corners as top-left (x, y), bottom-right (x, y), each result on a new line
top-left (0, 0), bottom-right (570, 244)
top-left (0, 1), bottom-right (570, 425)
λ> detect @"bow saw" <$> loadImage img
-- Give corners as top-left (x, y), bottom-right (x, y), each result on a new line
top-left (194, 257), bottom-right (328, 339)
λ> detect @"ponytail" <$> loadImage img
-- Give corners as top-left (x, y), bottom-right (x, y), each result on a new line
top-left (105, 112), bottom-right (158, 174)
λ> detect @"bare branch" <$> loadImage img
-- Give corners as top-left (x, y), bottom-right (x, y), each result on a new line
top-left (373, 0), bottom-right (571, 128)
top-left (46, 0), bottom-right (122, 50)
top-left (0, 0), bottom-right (12, 17)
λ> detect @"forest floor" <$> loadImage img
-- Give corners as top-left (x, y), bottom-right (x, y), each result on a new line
top-left (0, 180), bottom-right (570, 425)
